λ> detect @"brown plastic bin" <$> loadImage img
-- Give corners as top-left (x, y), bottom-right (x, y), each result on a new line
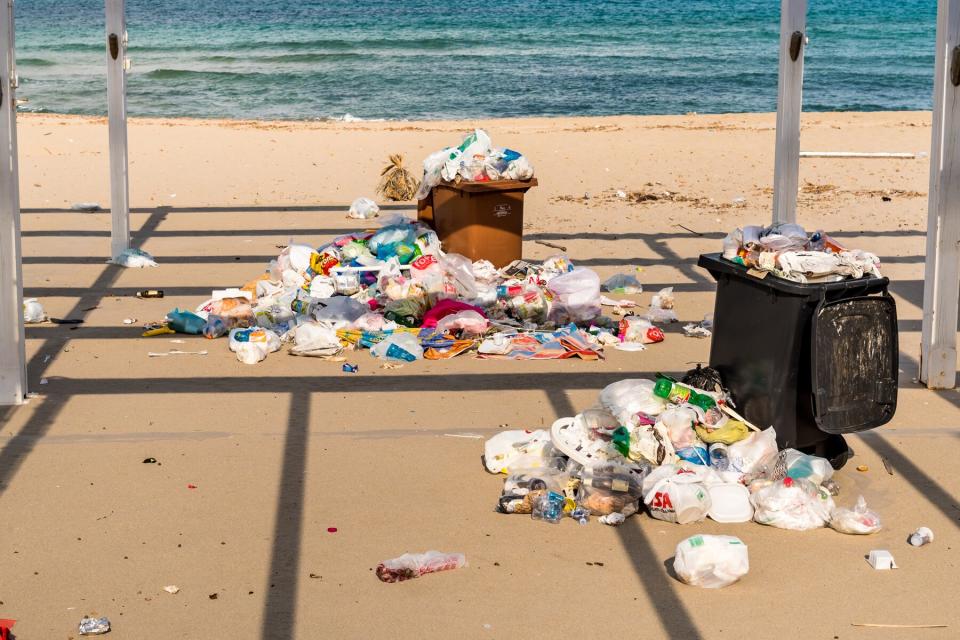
top-left (417, 178), bottom-right (538, 267)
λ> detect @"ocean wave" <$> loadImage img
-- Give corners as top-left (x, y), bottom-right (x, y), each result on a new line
top-left (142, 68), bottom-right (262, 80)
top-left (17, 57), bottom-right (56, 67)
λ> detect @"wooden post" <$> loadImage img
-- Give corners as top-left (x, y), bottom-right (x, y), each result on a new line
top-left (106, 0), bottom-right (130, 259)
top-left (0, 0), bottom-right (26, 405)
top-left (921, 0), bottom-right (960, 389)
top-left (772, 0), bottom-right (807, 225)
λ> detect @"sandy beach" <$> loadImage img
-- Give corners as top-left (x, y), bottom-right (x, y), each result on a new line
top-left (2, 111), bottom-right (958, 639)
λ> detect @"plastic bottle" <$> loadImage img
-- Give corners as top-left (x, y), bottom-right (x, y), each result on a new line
top-left (709, 443), bottom-right (730, 471)
top-left (136, 289), bottom-right (164, 299)
top-left (653, 376), bottom-right (716, 410)
top-left (531, 491), bottom-right (564, 524)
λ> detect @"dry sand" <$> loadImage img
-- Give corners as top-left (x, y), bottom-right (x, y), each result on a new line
top-left (1, 111), bottom-right (958, 639)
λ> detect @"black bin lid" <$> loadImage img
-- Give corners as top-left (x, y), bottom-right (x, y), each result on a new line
top-left (811, 295), bottom-right (898, 433)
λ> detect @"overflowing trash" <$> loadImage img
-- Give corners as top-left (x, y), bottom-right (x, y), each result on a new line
top-left (722, 223), bottom-right (881, 283)
top-left (483, 367), bottom-right (882, 536)
top-left (143, 216), bottom-right (663, 362)
top-left (414, 129), bottom-right (534, 201)
top-left (376, 551), bottom-right (467, 583)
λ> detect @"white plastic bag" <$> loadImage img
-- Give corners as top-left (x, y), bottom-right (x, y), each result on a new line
top-left (23, 298), bottom-right (46, 323)
top-left (830, 496), bottom-right (882, 535)
top-left (548, 268), bottom-right (601, 324)
top-left (599, 379), bottom-right (667, 424)
top-left (751, 477), bottom-right (833, 531)
top-left (290, 322), bottom-right (342, 357)
top-left (110, 248), bottom-right (158, 268)
top-left (674, 535), bottom-right (749, 589)
top-left (370, 332), bottom-right (423, 363)
top-left (436, 310), bottom-right (489, 336)
top-left (348, 197), bottom-right (380, 219)
top-left (484, 429), bottom-right (556, 474)
top-left (727, 427), bottom-right (778, 474)
top-left (642, 465), bottom-right (713, 524)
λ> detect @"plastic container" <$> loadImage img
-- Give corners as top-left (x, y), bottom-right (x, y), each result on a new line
top-left (698, 253), bottom-right (898, 468)
top-left (417, 178), bottom-right (538, 267)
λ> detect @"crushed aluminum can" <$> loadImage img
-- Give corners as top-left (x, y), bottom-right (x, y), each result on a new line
top-left (79, 616), bottom-right (111, 635)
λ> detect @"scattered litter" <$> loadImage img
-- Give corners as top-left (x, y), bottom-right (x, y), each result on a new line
top-left (187, 484), bottom-right (198, 489)
top-left (598, 512), bottom-right (626, 526)
top-left (602, 273), bottom-right (642, 295)
top-left (444, 433), bottom-right (484, 439)
top-left (909, 527), bottom-right (934, 547)
top-left (857, 465), bottom-right (869, 472)
top-left (163, 585), bottom-right (180, 594)
top-left (683, 314), bottom-right (713, 338)
top-left (142, 457), bottom-right (157, 464)
top-left (830, 496), bottom-right (882, 534)
top-left (39, 378), bottom-right (48, 385)
top-left (50, 317), bottom-right (83, 325)
top-left (673, 535), bottom-right (749, 588)
top-left (110, 248), bottom-right (158, 268)
top-left (71, 202), bottom-right (102, 212)
top-left (376, 551), bottom-right (467, 583)
top-left (882, 457), bottom-right (894, 475)
top-left (342, 363), bottom-right (359, 373)
top-left (867, 550), bottom-right (897, 570)
top-left (535, 240), bottom-right (567, 252)
top-left (327, 527), bottom-right (338, 533)
top-left (380, 362), bottom-right (404, 370)
top-left (208, 593), bottom-right (218, 600)
top-left (136, 289), bottom-right (164, 299)
top-left (78, 616), bottom-right (110, 635)
top-left (122, 318), bottom-right (137, 324)
top-left (600, 295), bottom-right (637, 308)
top-left (23, 298), bottom-right (46, 323)
top-left (147, 350), bottom-right (208, 357)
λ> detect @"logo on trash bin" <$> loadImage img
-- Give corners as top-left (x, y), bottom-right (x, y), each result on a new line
top-left (493, 204), bottom-right (512, 218)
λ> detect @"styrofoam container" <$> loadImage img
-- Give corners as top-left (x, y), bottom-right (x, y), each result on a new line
top-left (707, 482), bottom-right (754, 523)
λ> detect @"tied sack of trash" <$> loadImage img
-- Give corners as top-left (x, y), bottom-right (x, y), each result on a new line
top-left (547, 267), bottom-right (601, 324)
top-left (642, 464), bottom-right (713, 524)
top-left (376, 154), bottom-right (420, 201)
top-left (376, 551), bottom-right (466, 583)
top-left (673, 535), bottom-right (749, 589)
top-left (110, 247), bottom-right (158, 268)
top-left (830, 496), bottom-right (882, 535)
top-left (228, 327), bottom-right (281, 364)
top-left (348, 196), bottom-right (380, 220)
top-left (751, 477), bottom-right (833, 531)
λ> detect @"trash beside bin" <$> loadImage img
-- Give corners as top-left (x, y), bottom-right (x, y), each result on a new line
top-left (698, 253), bottom-right (898, 468)
top-left (417, 178), bottom-right (537, 267)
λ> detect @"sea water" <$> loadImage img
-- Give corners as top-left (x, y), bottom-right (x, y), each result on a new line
top-left (13, 0), bottom-right (937, 121)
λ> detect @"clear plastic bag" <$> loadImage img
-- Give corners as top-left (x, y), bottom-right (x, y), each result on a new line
top-left (727, 427), bottom-right (778, 474)
top-left (599, 379), bottom-right (667, 424)
top-left (673, 535), bottom-right (749, 589)
top-left (750, 477), bottom-right (833, 531)
top-left (23, 298), bottom-right (46, 323)
top-left (370, 332), bottom-right (423, 362)
top-left (830, 496), bottom-right (882, 534)
top-left (602, 273), bottom-right (642, 295)
top-left (348, 196), bottom-right (380, 219)
top-left (547, 267), bottom-right (601, 324)
top-left (376, 551), bottom-right (467, 583)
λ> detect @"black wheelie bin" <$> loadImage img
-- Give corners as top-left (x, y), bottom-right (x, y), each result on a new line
top-left (698, 253), bottom-right (898, 469)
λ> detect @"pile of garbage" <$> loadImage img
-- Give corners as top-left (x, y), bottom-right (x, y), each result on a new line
top-left (414, 128), bottom-right (535, 201)
top-left (484, 367), bottom-right (882, 539)
top-left (148, 216), bottom-right (676, 364)
top-left (722, 223), bottom-right (881, 283)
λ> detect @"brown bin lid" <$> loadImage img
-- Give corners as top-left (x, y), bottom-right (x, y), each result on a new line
top-left (436, 178), bottom-right (538, 193)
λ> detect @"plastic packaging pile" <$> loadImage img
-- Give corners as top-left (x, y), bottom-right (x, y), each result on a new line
top-left (722, 223), bottom-right (882, 283)
top-left (152, 228), bottom-right (671, 365)
top-left (484, 366), bottom-right (882, 585)
top-left (414, 128), bottom-right (534, 200)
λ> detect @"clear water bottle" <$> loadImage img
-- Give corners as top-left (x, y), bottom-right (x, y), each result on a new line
top-left (709, 443), bottom-right (730, 472)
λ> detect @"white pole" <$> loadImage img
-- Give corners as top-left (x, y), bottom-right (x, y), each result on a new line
top-left (0, 0), bottom-right (26, 405)
top-left (920, 0), bottom-right (960, 390)
top-left (106, 0), bottom-right (130, 258)
top-left (772, 0), bottom-right (807, 225)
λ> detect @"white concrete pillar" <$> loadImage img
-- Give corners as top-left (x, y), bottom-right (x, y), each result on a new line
top-left (772, 0), bottom-right (807, 225)
top-left (106, 0), bottom-right (130, 258)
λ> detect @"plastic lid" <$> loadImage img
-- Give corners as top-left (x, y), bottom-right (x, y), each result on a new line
top-left (707, 483), bottom-right (754, 523)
